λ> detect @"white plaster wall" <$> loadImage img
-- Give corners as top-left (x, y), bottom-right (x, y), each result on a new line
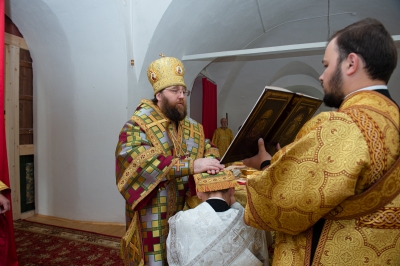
top-left (131, 0), bottom-right (172, 80)
top-left (7, 0), bottom-right (132, 223)
top-left (388, 56), bottom-right (400, 102)
top-left (126, 0), bottom-right (174, 115)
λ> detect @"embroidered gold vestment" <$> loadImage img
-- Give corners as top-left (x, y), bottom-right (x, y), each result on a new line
top-left (212, 127), bottom-right (234, 157)
top-left (116, 99), bottom-right (219, 265)
top-left (245, 91), bottom-right (400, 265)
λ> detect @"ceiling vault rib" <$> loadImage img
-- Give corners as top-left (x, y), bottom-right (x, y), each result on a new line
top-left (242, 11), bottom-right (355, 52)
top-left (182, 35), bottom-right (400, 61)
top-left (255, 0), bottom-right (266, 33)
top-left (264, 12), bottom-right (354, 36)
top-left (182, 41), bottom-right (326, 61)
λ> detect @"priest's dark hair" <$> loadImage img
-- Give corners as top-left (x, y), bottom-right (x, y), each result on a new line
top-left (329, 18), bottom-right (397, 84)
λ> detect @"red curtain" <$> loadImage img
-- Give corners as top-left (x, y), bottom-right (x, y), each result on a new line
top-left (0, 3), bottom-right (19, 265)
top-left (201, 78), bottom-right (217, 140)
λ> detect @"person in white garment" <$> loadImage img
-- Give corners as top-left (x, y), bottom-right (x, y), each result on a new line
top-left (166, 171), bottom-right (271, 266)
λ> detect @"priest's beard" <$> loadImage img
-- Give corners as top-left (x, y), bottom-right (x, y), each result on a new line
top-left (160, 95), bottom-right (187, 122)
top-left (322, 63), bottom-right (345, 108)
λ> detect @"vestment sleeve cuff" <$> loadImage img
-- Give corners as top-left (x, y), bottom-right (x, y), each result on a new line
top-left (260, 160), bottom-right (271, 170)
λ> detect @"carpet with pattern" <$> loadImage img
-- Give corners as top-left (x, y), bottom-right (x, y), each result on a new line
top-left (14, 220), bottom-right (124, 266)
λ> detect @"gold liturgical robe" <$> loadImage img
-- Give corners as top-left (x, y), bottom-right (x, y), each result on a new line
top-left (245, 91), bottom-right (400, 266)
top-left (0, 181), bottom-right (8, 191)
top-left (212, 127), bottom-right (234, 157)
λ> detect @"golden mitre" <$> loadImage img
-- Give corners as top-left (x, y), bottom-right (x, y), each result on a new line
top-left (147, 54), bottom-right (186, 95)
top-left (194, 171), bottom-right (239, 193)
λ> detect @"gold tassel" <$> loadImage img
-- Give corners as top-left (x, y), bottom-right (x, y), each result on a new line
top-left (120, 212), bottom-right (143, 266)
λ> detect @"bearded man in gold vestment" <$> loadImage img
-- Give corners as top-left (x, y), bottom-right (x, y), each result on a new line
top-left (243, 18), bottom-right (400, 266)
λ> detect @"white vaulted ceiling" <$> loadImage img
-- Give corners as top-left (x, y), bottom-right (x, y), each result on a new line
top-left (142, 0), bottom-right (400, 130)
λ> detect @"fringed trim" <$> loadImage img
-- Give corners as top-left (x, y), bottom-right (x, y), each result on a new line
top-left (120, 212), bottom-right (144, 266)
top-left (196, 180), bottom-right (239, 192)
top-left (194, 171), bottom-right (238, 192)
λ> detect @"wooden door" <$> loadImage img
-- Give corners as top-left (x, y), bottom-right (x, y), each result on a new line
top-left (19, 49), bottom-right (33, 145)
top-left (19, 49), bottom-right (35, 213)
top-left (5, 32), bottom-right (35, 219)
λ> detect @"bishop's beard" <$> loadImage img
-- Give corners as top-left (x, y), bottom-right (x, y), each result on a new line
top-left (160, 96), bottom-right (187, 122)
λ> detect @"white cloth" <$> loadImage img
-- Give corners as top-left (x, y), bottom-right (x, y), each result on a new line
top-left (167, 202), bottom-right (270, 266)
top-left (344, 84), bottom-right (387, 98)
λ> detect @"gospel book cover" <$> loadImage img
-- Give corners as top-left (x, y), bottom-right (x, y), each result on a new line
top-left (220, 86), bottom-right (322, 164)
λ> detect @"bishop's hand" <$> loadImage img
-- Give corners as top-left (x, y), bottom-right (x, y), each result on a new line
top-left (194, 158), bottom-right (225, 175)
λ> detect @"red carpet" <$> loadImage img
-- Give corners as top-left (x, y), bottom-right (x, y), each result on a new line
top-left (14, 220), bottom-right (124, 266)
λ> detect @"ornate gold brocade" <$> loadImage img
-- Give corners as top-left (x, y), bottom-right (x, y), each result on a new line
top-left (357, 207), bottom-right (400, 228)
top-left (314, 219), bottom-right (400, 265)
top-left (244, 91), bottom-right (400, 266)
top-left (194, 170), bottom-right (238, 192)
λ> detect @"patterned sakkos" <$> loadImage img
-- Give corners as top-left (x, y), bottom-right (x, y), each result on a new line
top-left (116, 99), bottom-right (219, 266)
top-left (245, 91), bottom-right (400, 265)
